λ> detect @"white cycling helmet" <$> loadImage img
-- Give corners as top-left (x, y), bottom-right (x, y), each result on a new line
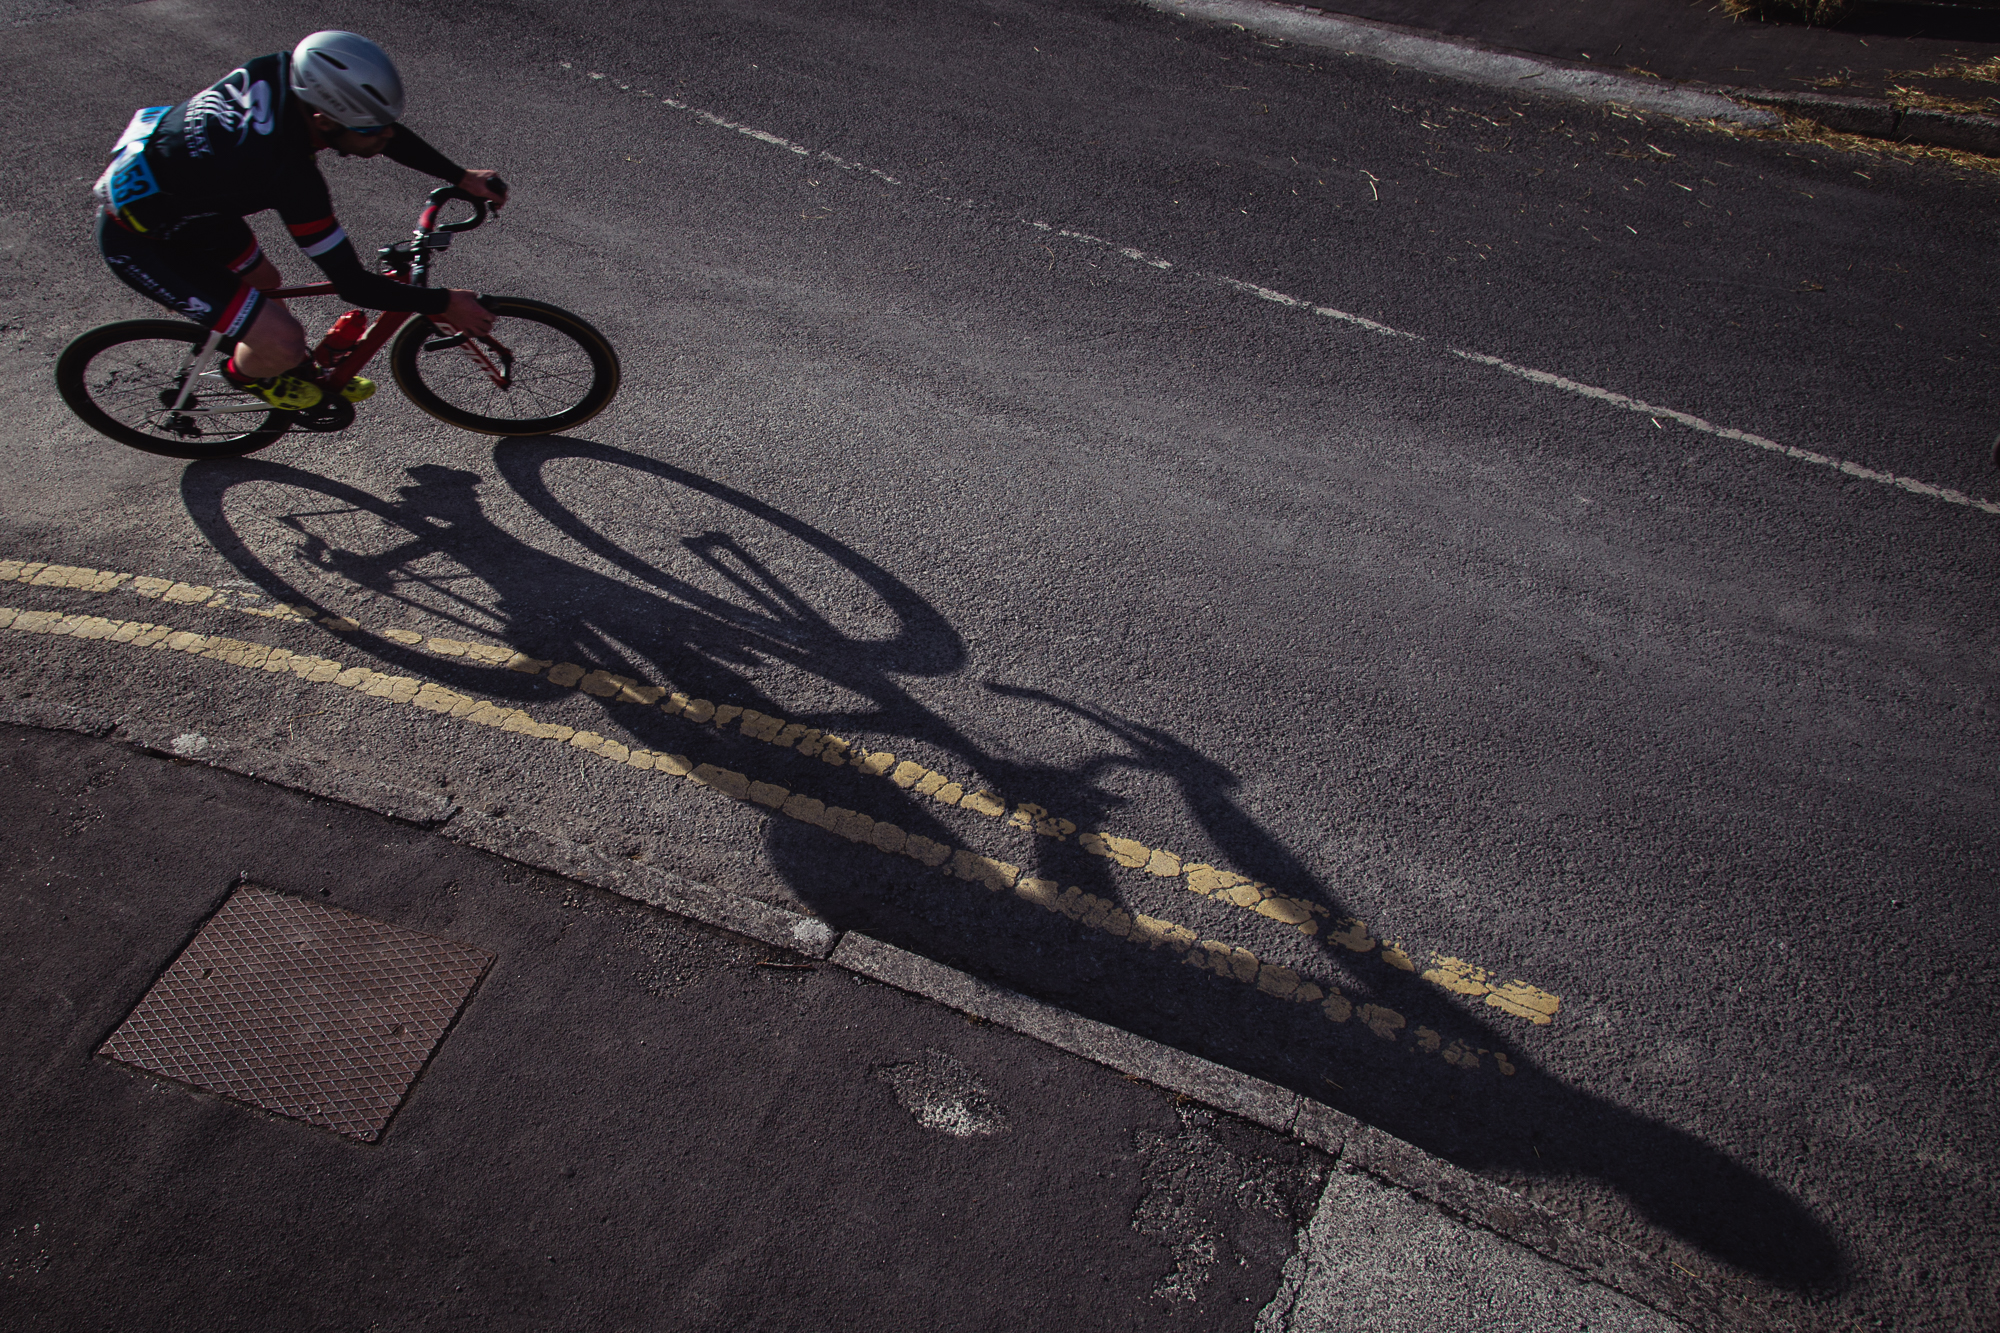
top-left (290, 31), bottom-right (405, 129)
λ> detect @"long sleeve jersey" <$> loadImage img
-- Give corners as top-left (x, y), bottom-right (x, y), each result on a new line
top-left (102, 51), bottom-right (464, 316)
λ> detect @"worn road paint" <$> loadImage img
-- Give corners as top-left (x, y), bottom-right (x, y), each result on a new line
top-left (564, 62), bottom-right (901, 185)
top-left (555, 64), bottom-right (2000, 519)
top-left (1, 599), bottom-right (1534, 1077)
top-left (1445, 349), bottom-right (2000, 514)
top-left (0, 557), bottom-right (1564, 1027)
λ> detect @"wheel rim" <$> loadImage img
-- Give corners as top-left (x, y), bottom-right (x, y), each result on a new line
top-left (403, 314), bottom-right (604, 425)
top-left (80, 337), bottom-right (275, 446)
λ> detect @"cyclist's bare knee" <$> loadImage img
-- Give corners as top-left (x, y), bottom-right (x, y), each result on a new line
top-left (233, 301), bottom-right (306, 378)
top-left (242, 257), bottom-right (283, 292)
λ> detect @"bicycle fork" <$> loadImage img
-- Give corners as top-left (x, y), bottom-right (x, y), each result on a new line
top-left (427, 328), bottom-right (514, 389)
top-left (462, 335), bottom-right (513, 388)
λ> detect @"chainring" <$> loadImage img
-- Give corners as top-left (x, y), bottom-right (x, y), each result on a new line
top-left (291, 396), bottom-right (356, 433)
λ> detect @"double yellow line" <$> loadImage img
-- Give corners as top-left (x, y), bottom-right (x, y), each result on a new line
top-left (2, 556), bottom-right (1562, 1075)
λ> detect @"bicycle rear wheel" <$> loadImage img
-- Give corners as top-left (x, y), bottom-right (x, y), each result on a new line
top-left (390, 296), bottom-right (619, 436)
top-left (55, 319), bottom-right (292, 459)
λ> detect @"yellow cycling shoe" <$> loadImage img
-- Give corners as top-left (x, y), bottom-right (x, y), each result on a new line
top-left (223, 362), bottom-right (323, 411)
top-left (339, 376), bottom-right (378, 404)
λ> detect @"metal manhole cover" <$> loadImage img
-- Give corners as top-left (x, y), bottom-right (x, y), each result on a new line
top-left (99, 884), bottom-right (492, 1142)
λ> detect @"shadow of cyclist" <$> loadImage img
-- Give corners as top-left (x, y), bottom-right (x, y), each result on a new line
top-left (182, 452), bottom-right (961, 710)
top-left (178, 441), bottom-right (1847, 1300)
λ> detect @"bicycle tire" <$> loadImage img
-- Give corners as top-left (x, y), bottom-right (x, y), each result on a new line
top-left (390, 296), bottom-right (619, 436)
top-left (56, 319), bottom-right (292, 459)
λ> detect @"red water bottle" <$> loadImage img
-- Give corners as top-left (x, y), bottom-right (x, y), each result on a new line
top-left (314, 310), bottom-right (369, 367)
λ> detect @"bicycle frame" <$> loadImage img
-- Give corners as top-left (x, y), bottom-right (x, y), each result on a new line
top-left (271, 286), bottom-right (414, 390)
top-left (164, 186), bottom-right (508, 416)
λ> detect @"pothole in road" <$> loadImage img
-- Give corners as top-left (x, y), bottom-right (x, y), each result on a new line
top-left (874, 1047), bottom-right (1009, 1138)
top-left (1132, 1104), bottom-right (1326, 1303)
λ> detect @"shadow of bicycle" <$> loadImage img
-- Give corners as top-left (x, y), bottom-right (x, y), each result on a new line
top-left (179, 435), bottom-right (1847, 1300)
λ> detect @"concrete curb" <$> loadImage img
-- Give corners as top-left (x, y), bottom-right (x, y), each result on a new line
top-left (1141, 0), bottom-right (1780, 125)
top-left (831, 931), bottom-right (1306, 1133)
top-left (444, 808), bottom-right (841, 959)
top-left (834, 932), bottom-right (1758, 1333)
top-left (0, 704), bottom-right (1754, 1331)
top-left (1144, 0), bottom-right (2000, 156)
top-left (1734, 88), bottom-right (2000, 155)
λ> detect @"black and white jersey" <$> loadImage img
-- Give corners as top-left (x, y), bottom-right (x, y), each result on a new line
top-left (96, 51), bottom-right (465, 316)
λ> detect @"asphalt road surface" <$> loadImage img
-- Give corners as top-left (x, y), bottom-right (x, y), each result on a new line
top-left (2, 2), bottom-right (1996, 1329)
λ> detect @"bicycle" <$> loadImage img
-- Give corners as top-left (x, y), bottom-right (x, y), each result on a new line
top-left (56, 186), bottom-right (621, 459)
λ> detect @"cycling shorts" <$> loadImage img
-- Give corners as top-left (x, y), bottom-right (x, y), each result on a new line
top-left (95, 210), bottom-right (266, 339)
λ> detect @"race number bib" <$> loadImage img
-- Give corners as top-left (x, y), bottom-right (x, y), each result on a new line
top-left (92, 106), bottom-right (173, 218)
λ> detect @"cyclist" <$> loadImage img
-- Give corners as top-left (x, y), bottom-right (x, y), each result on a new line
top-left (92, 30), bottom-right (507, 411)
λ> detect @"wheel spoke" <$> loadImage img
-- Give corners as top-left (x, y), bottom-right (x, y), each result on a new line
top-left (68, 331), bottom-right (274, 446)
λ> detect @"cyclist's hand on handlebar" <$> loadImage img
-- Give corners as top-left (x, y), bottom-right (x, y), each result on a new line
top-left (457, 169), bottom-right (509, 210)
top-left (438, 289), bottom-right (497, 337)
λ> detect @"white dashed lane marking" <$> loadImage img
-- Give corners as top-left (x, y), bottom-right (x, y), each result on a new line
top-left (565, 62), bottom-right (2000, 519)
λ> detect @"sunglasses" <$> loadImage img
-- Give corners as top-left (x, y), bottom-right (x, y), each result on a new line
top-left (316, 115), bottom-right (395, 137)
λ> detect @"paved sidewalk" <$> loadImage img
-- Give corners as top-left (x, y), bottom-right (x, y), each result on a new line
top-left (0, 724), bottom-right (1685, 1330)
top-left (1262, 1169), bottom-right (1684, 1333)
top-left (1298, 0), bottom-right (2000, 104)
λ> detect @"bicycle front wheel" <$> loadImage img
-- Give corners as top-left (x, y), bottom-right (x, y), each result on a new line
top-left (55, 319), bottom-right (292, 459)
top-left (390, 297), bottom-right (620, 436)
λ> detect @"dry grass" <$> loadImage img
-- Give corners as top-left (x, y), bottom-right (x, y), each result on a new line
top-left (1886, 85), bottom-right (2000, 116)
top-left (1702, 106), bottom-right (2000, 175)
top-left (1900, 56), bottom-right (2000, 84)
top-left (1720, 0), bottom-right (1853, 24)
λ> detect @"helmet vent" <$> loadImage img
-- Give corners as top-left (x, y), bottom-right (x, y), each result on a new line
top-left (291, 32), bottom-right (405, 124)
